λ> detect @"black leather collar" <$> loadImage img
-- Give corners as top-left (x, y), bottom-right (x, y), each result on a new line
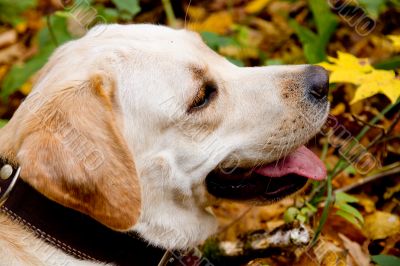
top-left (0, 162), bottom-right (168, 266)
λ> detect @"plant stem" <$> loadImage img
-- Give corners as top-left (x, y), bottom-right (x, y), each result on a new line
top-left (161, 0), bottom-right (177, 27)
top-left (46, 16), bottom-right (59, 47)
top-left (310, 163), bottom-right (338, 246)
top-left (320, 139), bottom-right (329, 161)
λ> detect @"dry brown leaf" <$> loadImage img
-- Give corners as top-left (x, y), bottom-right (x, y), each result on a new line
top-left (338, 233), bottom-right (370, 266)
top-left (311, 240), bottom-right (346, 266)
top-left (0, 30), bottom-right (17, 48)
top-left (0, 43), bottom-right (26, 64)
top-left (246, 258), bottom-right (273, 266)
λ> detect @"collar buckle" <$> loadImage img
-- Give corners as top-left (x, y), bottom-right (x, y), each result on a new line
top-left (0, 164), bottom-right (21, 206)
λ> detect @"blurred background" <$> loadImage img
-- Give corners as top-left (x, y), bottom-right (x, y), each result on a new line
top-left (0, 0), bottom-right (400, 265)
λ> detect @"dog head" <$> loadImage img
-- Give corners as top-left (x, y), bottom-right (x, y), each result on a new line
top-left (0, 24), bottom-right (329, 249)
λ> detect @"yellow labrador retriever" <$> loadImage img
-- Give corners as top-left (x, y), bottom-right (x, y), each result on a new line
top-left (0, 24), bottom-right (328, 265)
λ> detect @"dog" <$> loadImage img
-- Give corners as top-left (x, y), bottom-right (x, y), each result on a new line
top-left (0, 24), bottom-right (329, 265)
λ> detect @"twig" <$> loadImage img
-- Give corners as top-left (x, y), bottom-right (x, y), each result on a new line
top-left (377, 134), bottom-right (400, 144)
top-left (204, 223), bottom-right (312, 265)
top-left (351, 114), bottom-right (386, 133)
top-left (385, 109), bottom-right (400, 136)
top-left (157, 250), bottom-right (173, 266)
top-left (335, 166), bottom-right (400, 193)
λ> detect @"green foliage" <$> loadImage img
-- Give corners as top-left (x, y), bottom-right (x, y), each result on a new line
top-left (227, 58), bottom-right (245, 67)
top-left (200, 32), bottom-right (244, 66)
top-left (371, 255), bottom-right (400, 266)
top-left (202, 238), bottom-right (223, 264)
top-left (359, 0), bottom-right (386, 18)
top-left (284, 207), bottom-right (300, 223)
top-left (374, 56), bottom-right (400, 70)
top-left (95, 6), bottom-right (120, 23)
top-left (334, 192), bottom-right (364, 228)
top-left (111, 0), bottom-right (141, 20)
top-left (200, 32), bottom-right (237, 50)
top-left (265, 59), bottom-right (284, 65)
top-left (335, 191), bottom-right (359, 203)
top-left (1, 15), bottom-right (73, 100)
top-left (0, 120), bottom-right (7, 128)
top-left (284, 203), bottom-right (317, 224)
top-left (0, 0), bottom-right (36, 25)
top-left (290, 0), bottom-right (338, 63)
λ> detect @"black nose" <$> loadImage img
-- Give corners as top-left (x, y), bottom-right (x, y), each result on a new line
top-left (306, 65), bottom-right (329, 100)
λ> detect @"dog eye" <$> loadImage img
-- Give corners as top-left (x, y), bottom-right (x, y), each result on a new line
top-left (190, 82), bottom-right (217, 111)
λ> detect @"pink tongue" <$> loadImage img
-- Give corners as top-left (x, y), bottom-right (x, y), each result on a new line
top-left (254, 146), bottom-right (327, 180)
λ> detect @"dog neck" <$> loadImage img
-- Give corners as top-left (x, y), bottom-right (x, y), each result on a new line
top-left (0, 162), bottom-right (166, 266)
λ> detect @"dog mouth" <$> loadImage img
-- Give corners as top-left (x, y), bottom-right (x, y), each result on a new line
top-left (205, 146), bottom-right (327, 202)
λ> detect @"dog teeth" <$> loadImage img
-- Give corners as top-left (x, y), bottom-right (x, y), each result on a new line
top-left (0, 164), bottom-right (13, 180)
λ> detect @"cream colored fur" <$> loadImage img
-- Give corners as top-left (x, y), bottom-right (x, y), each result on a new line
top-left (0, 24), bottom-right (329, 265)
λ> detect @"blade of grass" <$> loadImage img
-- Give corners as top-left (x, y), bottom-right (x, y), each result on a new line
top-left (161, 0), bottom-right (176, 27)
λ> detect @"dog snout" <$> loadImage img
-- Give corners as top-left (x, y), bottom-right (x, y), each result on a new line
top-left (306, 65), bottom-right (329, 100)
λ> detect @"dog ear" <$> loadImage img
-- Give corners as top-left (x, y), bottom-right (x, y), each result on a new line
top-left (6, 74), bottom-right (141, 231)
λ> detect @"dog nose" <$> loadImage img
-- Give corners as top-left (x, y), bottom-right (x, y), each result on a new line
top-left (306, 65), bottom-right (329, 100)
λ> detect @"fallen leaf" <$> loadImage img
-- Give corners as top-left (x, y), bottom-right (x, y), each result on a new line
top-left (245, 0), bottom-right (272, 14)
top-left (338, 233), bottom-right (370, 266)
top-left (319, 52), bottom-right (400, 104)
top-left (20, 81), bottom-right (32, 95)
top-left (384, 183), bottom-right (400, 200)
top-left (371, 254), bottom-right (400, 266)
top-left (330, 103), bottom-right (346, 116)
top-left (318, 52), bottom-right (373, 84)
top-left (0, 29), bottom-right (17, 48)
top-left (356, 195), bottom-right (376, 213)
top-left (0, 43), bottom-right (25, 64)
top-left (188, 11), bottom-right (233, 34)
top-left (350, 70), bottom-right (400, 104)
top-left (363, 212), bottom-right (400, 240)
top-left (388, 35), bottom-right (400, 53)
top-left (186, 6), bottom-right (206, 21)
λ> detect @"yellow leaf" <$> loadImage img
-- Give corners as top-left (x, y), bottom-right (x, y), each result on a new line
top-left (318, 52), bottom-right (373, 75)
top-left (350, 70), bottom-right (400, 104)
top-left (363, 211), bottom-right (400, 240)
top-left (188, 11), bottom-right (233, 34)
top-left (0, 66), bottom-right (8, 81)
top-left (186, 6), bottom-right (206, 21)
top-left (245, 0), bottom-right (272, 14)
top-left (319, 52), bottom-right (400, 104)
top-left (20, 82), bottom-right (32, 95)
top-left (330, 103), bottom-right (346, 116)
top-left (388, 35), bottom-right (400, 52)
top-left (15, 22), bottom-right (27, 33)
